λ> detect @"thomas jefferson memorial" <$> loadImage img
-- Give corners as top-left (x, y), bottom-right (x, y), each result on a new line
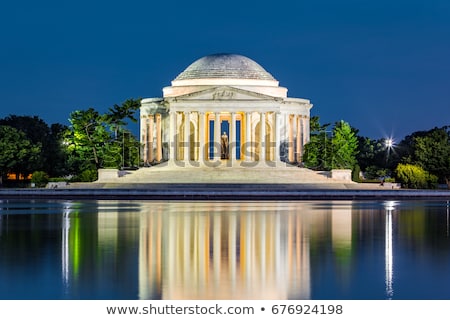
top-left (140, 53), bottom-right (312, 167)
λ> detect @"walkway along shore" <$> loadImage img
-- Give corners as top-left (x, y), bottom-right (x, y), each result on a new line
top-left (1, 183), bottom-right (450, 200)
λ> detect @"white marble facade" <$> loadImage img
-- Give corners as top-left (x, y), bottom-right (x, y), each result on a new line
top-left (140, 54), bottom-right (312, 166)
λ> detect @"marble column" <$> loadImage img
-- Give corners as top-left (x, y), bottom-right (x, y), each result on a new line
top-left (288, 114), bottom-right (295, 162)
top-left (296, 115), bottom-right (301, 162)
top-left (169, 111), bottom-right (176, 162)
top-left (140, 115), bottom-right (148, 163)
top-left (260, 112), bottom-right (266, 162)
top-left (300, 115), bottom-right (305, 162)
top-left (303, 116), bottom-right (310, 144)
top-left (246, 112), bottom-right (252, 161)
top-left (275, 112), bottom-right (281, 163)
top-left (184, 112), bottom-right (190, 162)
top-left (214, 112), bottom-right (221, 160)
top-left (231, 112), bottom-right (237, 161)
top-left (156, 114), bottom-right (162, 162)
top-left (147, 115), bottom-right (154, 163)
top-left (198, 112), bottom-right (205, 163)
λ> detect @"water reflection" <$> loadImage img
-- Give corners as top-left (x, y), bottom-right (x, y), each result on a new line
top-left (447, 201), bottom-right (449, 237)
top-left (1, 200), bottom-right (450, 299)
top-left (384, 201), bottom-right (396, 299)
top-left (137, 203), bottom-right (313, 299)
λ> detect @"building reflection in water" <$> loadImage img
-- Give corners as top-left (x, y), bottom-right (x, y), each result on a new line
top-left (138, 202), bottom-right (316, 299)
top-left (331, 201), bottom-right (353, 263)
top-left (59, 200), bottom-right (362, 299)
top-left (3, 199), bottom-right (448, 299)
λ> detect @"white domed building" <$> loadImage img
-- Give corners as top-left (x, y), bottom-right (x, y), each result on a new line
top-left (140, 53), bottom-right (312, 166)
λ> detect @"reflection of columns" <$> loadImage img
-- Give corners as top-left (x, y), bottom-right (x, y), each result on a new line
top-left (274, 214), bottom-right (281, 282)
top-left (156, 114), bottom-right (162, 162)
top-left (296, 115), bottom-right (301, 162)
top-left (198, 112), bottom-right (205, 163)
top-left (260, 112), bottom-right (266, 162)
top-left (184, 112), bottom-right (190, 161)
top-left (246, 112), bottom-right (252, 161)
top-left (169, 111), bottom-right (176, 162)
top-left (259, 215), bottom-right (266, 277)
top-left (139, 210), bottom-right (163, 300)
top-left (214, 112), bottom-right (221, 160)
top-left (332, 205), bottom-right (352, 252)
top-left (288, 115), bottom-right (294, 162)
top-left (231, 112), bottom-right (236, 160)
top-left (275, 112), bottom-right (281, 163)
top-left (228, 214), bottom-right (237, 284)
top-left (287, 212), bottom-right (311, 299)
top-left (150, 202), bottom-right (316, 299)
top-left (213, 215), bottom-right (221, 281)
top-left (183, 214), bottom-right (191, 285)
top-left (199, 216), bottom-right (208, 283)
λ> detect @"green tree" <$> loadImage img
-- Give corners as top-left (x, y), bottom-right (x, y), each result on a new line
top-left (303, 118), bottom-right (358, 171)
top-left (104, 98), bottom-right (141, 168)
top-left (356, 137), bottom-right (391, 172)
top-left (395, 163), bottom-right (438, 189)
top-left (0, 126), bottom-right (41, 182)
top-left (331, 120), bottom-right (359, 169)
top-left (395, 126), bottom-right (450, 187)
top-left (66, 108), bottom-right (111, 171)
top-left (309, 115), bottom-right (327, 133)
top-left (0, 115), bottom-right (69, 177)
top-left (303, 135), bottom-right (328, 169)
top-left (46, 123), bottom-right (70, 177)
top-left (65, 98), bottom-right (141, 177)
top-left (303, 117), bottom-right (332, 169)
top-left (412, 127), bottom-right (450, 186)
top-left (105, 98), bottom-right (141, 131)
top-left (31, 171), bottom-right (49, 187)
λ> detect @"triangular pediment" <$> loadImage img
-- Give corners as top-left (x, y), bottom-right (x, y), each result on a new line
top-left (173, 86), bottom-right (279, 101)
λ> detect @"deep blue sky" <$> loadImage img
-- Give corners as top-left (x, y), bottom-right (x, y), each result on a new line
top-left (1, 0), bottom-right (449, 139)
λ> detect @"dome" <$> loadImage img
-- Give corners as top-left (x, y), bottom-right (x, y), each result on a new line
top-left (174, 53), bottom-right (276, 81)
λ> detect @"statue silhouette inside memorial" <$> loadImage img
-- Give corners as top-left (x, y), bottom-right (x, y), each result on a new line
top-left (221, 132), bottom-right (229, 159)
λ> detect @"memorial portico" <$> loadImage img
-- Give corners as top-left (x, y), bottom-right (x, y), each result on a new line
top-left (140, 54), bottom-right (312, 167)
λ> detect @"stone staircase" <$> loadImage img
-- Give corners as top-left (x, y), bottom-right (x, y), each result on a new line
top-left (96, 162), bottom-right (351, 184)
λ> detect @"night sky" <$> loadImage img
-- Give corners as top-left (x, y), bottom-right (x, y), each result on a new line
top-left (1, 0), bottom-right (449, 140)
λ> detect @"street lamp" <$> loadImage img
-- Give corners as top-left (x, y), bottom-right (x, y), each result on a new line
top-left (385, 137), bottom-right (395, 160)
top-left (384, 137), bottom-right (395, 178)
top-left (385, 138), bottom-right (393, 149)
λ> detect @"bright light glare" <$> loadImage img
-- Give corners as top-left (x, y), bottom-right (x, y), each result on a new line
top-left (385, 138), bottom-right (394, 148)
top-left (384, 200), bottom-right (397, 211)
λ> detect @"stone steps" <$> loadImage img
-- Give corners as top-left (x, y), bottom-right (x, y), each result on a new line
top-left (97, 164), bottom-right (350, 184)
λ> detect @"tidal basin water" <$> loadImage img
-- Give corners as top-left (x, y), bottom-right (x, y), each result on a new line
top-left (0, 199), bottom-right (449, 300)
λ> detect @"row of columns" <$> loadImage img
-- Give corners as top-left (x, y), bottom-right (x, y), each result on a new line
top-left (166, 111), bottom-right (308, 164)
top-left (287, 114), bottom-right (309, 163)
top-left (140, 114), bottom-right (163, 164)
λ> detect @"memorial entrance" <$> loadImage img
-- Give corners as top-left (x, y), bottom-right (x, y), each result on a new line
top-left (140, 53), bottom-right (313, 166)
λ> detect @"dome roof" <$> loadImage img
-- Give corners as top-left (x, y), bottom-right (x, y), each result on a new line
top-left (174, 53), bottom-right (276, 81)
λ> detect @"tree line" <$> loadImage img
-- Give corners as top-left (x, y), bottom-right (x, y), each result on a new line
top-left (303, 116), bottom-right (450, 189)
top-left (0, 98), bottom-right (140, 186)
top-left (0, 101), bottom-right (449, 188)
